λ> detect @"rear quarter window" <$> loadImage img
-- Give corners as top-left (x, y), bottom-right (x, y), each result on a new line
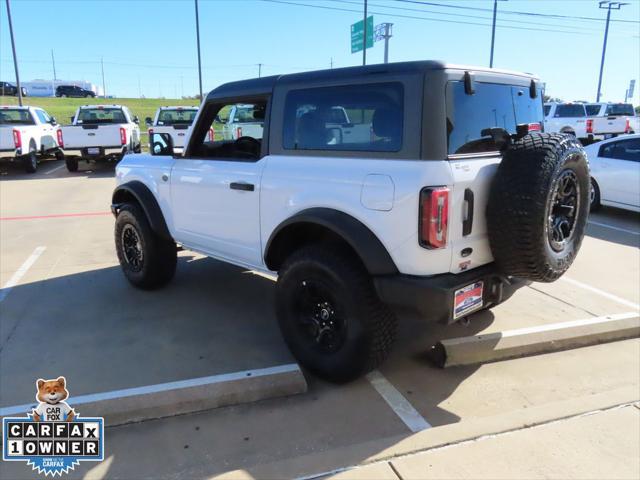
top-left (446, 81), bottom-right (543, 155)
top-left (282, 82), bottom-right (404, 153)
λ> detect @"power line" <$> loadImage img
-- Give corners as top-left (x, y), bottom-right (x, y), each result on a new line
top-left (260, 0), bottom-right (639, 36)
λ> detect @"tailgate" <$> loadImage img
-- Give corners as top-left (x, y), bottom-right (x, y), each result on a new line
top-left (593, 116), bottom-right (626, 134)
top-left (447, 156), bottom-right (502, 274)
top-left (0, 127), bottom-right (15, 150)
top-left (62, 125), bottom-right (122, 148)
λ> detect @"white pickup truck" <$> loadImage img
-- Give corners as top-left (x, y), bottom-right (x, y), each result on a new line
top-left (586, 102), bottom-right (638, 138)
top-left (0, 106), bottom-right (63, 173)
top-left (544, 102), bottom-right (590, 141)
top-left (218, 104), bottom-right (265, 140)
top-left (61, 105), bottom-right (141, 172)
top-left (146, 106), bottom-right (199, 155)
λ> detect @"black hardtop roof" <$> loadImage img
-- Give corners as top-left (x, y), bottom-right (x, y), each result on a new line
top-left (206, 61), bottom-right (536, 102)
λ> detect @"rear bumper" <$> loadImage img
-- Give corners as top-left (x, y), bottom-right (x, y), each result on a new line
top-left (374, 264), bottom-right (524, 324)
top-left (0, 148), bottom-right (18, 159)
top-left (64, 146), bottom-right (125, 158)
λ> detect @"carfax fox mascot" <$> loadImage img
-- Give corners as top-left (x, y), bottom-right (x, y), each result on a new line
top-left (32, 376), bottom-right (76, 422)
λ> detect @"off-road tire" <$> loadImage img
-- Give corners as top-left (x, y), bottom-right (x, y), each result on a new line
top-left (65, 156), bottom-right (79, 172)
top-left (115, 203), bottom-right (177, 289)
top-left (276, 245), bottom-right (397, 382)
top-left (23, 142), bottom-right (37, 173)
top-left (487, 133), bottom-right (590, 282)
top-left (590, 178), bottom-right (601, 212)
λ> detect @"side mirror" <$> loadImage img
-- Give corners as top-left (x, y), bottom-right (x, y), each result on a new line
top-left (133, 115), bottom-right (140, 124)
top-left (49, 117), bottom-right (57, 125)
top-left (151, 132), bottom-right (174, 156)
top-left (145, 117), bottom-right (153, 126)
top-left (214, 115), bottom-right (226, 123)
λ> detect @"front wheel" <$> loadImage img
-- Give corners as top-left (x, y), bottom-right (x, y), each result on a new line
top-left (590, 178), bottom-right (601, 212)
top-left (276, 245), bottom-right (397, 383)
top-left (115, 204), bottom-right (177, 289)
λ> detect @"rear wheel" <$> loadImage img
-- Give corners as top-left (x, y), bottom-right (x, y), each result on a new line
top-left (23, 142), bottom-right (37, 173)
top-left (115, 204), bottom-right (177, 289)
top-left (276, 245), bottom-right (397, 382)
top-left (65, 156), bottom-right (79, 172)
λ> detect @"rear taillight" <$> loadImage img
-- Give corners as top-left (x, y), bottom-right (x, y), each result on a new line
top-left (625, 118), bottom-right (631, 133)
top-left (208, 128), bottom-right (214, 141)
top-left (12, 129), bottom-right (21, 149)
top-left (527, 122), bottom-right (541, 132)
top-left (119, 127), bottom-right (126, 145)
top-left (236, 127), bottom-right (243, 139)
top-left (56, 129), bottom-right (64, 148)
top-left (420, 187), bottom-right (449, 249)
top-left (586, 119), bottom-right (593, 134)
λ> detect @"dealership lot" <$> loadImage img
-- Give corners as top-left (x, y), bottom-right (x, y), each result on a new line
top-left (0, 159), bottom-right (638, 479)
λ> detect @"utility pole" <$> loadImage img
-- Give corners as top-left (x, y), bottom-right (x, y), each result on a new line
top-left (257, 63), bottom-right (262, 78)
top-left (51, 50), bottom-right (57, 80)
top-left (5, 0), bottom-right (23, 106)
top-left (194, 0), bottom-right (203, 99)
top-left (489, 0), bottom-right (507, 68)
top-left (362, 0), bottom-right (368, 66)
top-left (101, 57), bottom-right (106, 98)
top-left (382, 23), bottom-right (393, 64)
top-left (596, 1), bottom-right (628, 102)
top-left (330, 57), bottom-right (333, 69)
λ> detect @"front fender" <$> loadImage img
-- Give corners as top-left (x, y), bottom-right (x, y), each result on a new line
top-left (112, 181), bottom-right (172, 241)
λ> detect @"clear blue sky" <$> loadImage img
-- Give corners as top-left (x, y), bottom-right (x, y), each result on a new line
top-left (1, 0), bottom-right (639, 102)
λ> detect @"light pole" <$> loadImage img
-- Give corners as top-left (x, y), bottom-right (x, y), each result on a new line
top-left (5, 0), bottom-right (23, 105)
top-left (101, 57), bottom-right (106, 98)
top-left (194, 0), bottom-right (203, 99)
top-left (489, 0), bottom-right (507, 68)
top-left (596, 1), bottom-right (628, 102)
top-left (362, 0), bottom-right (368, 66)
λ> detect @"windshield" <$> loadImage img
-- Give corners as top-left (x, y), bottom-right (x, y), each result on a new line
top-left (605, 104), bottom-right (635, 116)
top-left (77, 108), bottom-right (126, 124)
top-left (554, 104), bottom-right (585, 118)
top-left (0, 109), bottom-right (35, 125)
top-left (157, 109), bottom-right (198, 125)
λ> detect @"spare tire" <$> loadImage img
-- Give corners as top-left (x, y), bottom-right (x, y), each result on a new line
top-left (487, 133), bottom-right (589, 282)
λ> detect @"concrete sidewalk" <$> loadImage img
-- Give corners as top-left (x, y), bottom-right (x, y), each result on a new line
top-left (327, 404), bottom-right (640, 480)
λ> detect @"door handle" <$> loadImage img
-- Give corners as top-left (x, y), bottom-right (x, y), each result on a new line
top-left (230, 182), bottom-right (254, 192)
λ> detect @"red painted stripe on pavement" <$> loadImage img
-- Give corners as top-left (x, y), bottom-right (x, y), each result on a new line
top-left (0, 212), bottom-right (112, 221)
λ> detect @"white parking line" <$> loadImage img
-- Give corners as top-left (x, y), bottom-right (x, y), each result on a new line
top-left (366, 370), bottom-right (431, 433)
top-left (588, 221), bottom-right (640, 236)
top-left (44, 163), bottom-right (65, 175)
top-left (561, 276), bottom-right (640, 311)
top-left (0, 246), bottom-right (46, 303)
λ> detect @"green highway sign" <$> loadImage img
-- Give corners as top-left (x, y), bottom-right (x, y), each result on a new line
top-left (351, 16), bottom-right (374, 54)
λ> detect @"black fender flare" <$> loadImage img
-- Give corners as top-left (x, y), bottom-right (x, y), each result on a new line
top-left (111, 181), bottom-right (172, 241)
top-left (265, 208), bottom-right (398, 275)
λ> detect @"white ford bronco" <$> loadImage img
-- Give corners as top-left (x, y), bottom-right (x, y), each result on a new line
top-left (112, 61), bottom-right (590, 382)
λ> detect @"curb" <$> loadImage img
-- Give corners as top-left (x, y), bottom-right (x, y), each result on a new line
top-left (0, 364), bottom-right (307, 426)
top-left (430, 312), bottom-right (640, 368)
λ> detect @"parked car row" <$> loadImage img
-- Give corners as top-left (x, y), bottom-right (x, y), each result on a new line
top-left (0, 81), bottom-right (27, 97)
top-left (0, 104), bottom-right (141, 173)
top-left (544, 101), bottom-right (638, 143)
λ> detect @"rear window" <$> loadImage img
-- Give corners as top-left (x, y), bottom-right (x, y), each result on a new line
top-left (585, 104), bottom-right (602, 116)
top-left (157, 109), bottom-right (198, 125)
top-left (554, 104), bottom-right (586, 118)
top-left (283, 82), bottom-right (404, 152)
top-left (77, 108), bottom-right (126, 124)
top-left (446, 81), bottom-right (543, 155)
top-left (0, 109), bottom-right (35, 125)
top-left (605, 104), bottom-right (635, 116)
top-left (544, 105), bottom-right (551, 116)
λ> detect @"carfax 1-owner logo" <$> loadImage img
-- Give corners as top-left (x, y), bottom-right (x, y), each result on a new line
top-left (2, 377), bottom-right (104, 477)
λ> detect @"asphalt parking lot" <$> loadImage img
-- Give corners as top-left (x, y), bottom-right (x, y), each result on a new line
top-left (1, 158), bottom-right (639, 479)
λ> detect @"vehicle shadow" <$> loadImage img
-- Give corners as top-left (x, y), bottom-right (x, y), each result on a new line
top-left (0, 158), bottom-right (117, 180)
top-left (0, 254), bottom-right (509, 479)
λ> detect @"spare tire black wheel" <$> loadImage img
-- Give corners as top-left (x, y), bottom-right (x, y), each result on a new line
top-left (487, 133), bottom-right (590, 282)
